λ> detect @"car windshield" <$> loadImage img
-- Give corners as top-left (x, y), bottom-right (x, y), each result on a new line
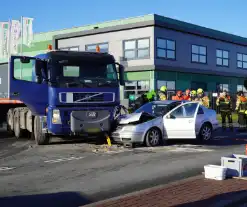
top-left (135, 102), bottom-right (170, 116)
top-left (51, 61), bottom-right (118, 88)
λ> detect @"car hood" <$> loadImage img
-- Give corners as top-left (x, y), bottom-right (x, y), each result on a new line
top-left (118, 113), bottom-right (143, 124)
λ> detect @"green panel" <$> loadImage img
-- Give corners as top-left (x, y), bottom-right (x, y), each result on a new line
top-left (156, 71), bottom-right (176, 80)
top-left (125, 71), bottom-right (151, 81)
top-left (176, 80), bottom-right (190, 90)
top-left (20, 40), bottom-right (51, 53)
top-left (207, 82), bottom-right (216, 91)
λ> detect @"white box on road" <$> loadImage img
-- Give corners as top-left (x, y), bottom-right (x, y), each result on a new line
top-left (204, 164), bottom-right (227, 180)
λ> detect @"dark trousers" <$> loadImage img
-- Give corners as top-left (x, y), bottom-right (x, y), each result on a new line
top-left (238, 112), bottom-right (247, 128)
top-left (221, 111), bottom-right (233, 128)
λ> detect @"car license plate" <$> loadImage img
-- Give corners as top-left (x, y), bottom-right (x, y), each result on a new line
top-left (87, 111), bottom-right (97, 118)
top-left (86, 128), bottom-right (100, 133)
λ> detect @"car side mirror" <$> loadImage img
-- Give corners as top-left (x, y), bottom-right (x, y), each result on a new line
top-left (166, 114), bottom-right (175, 119)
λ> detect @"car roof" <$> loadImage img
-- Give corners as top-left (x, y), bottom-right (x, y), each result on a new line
top-left (152, 100), bottom-right (188, 104)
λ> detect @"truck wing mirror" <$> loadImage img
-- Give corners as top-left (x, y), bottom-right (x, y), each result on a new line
top-left (116, 63), bottom-right (125, 86)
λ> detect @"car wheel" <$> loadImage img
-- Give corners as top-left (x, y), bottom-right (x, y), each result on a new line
top-left (145, 128), bottom-right (162, 147)
top-left (199, 123), bottom-right (212, 142)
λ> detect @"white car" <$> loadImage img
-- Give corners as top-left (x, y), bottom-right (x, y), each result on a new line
top-left (112, 101), bottom-right (219, 147)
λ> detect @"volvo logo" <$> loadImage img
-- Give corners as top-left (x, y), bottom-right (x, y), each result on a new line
top-left (87, 111), bottom-right (97, 118)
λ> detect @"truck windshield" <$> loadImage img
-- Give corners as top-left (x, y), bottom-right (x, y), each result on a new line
top-left (52, 61), bottom-right (119, 88)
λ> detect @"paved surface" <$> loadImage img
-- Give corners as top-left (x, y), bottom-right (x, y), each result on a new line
top-left (0, 128), bottom-right (247, 207)
top-left (83, 175), bottom-right (247, 207)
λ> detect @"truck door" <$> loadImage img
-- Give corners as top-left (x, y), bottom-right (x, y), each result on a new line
top-left (9, 56), bottom-right (48, 115)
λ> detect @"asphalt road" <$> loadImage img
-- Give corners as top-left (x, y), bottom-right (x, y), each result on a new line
top-left (1, 128), bottom-right (247, 207)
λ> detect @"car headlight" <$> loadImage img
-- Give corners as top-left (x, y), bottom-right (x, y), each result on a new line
top-left (52, 109), bottom-right (62, 124)
top-left (124, 125), bottom-right (137, 131)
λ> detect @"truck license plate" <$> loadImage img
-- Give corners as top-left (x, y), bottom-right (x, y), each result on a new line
top-left (86, 128), bottom-right (100, 133)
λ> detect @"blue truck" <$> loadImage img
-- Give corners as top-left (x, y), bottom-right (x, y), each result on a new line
top-left (5, 48), bottom-right (125, 144)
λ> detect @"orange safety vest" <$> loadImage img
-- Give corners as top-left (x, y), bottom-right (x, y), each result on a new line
top-left (172, 95), bottom-right (184, 101)
top-left (183, 95), bottom-right (190, 100)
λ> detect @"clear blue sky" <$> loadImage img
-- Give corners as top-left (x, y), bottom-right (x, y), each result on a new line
top-left (1, 0), bottom-right (246, 37)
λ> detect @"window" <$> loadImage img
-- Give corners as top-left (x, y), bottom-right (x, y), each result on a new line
top-left (217, 83), bottom-right (229, 92)
top-left (123, 38), bottom-right (150, 59)
top-left (63, 66), bottom-right (80, 77)
top-left (0, 77), bottom-right (2, 84)
top-left (124, 80), bottom-right (150, 99)
top-left (191, 44), bottom-right (207, 63)
top-left (13, 58), bottom-right (33, 81)
top-left (157, 80), bottom-right (176, 99)
top-left (237, 84), bottom-right (247, 94)
top-left (216, 49), bottom-right (229, 66)
top-left (85, 43), bottom-right (108, 53)
top-left (197, 107), bottom-right (204, 115)
top-left (237, 53), bottom-right (247, 69)
top-left (60, 46), bottom-right (79, 51)
top-left (156, 38), bottom-right (175, 59)
top-left (169, 103), bottom-right (198, 118)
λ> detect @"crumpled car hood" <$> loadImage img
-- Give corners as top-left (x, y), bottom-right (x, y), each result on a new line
top-left (118, 113), bottom-right (143, 124)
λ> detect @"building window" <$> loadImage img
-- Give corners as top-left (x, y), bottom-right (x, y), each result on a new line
top-left (237, 53), bottom-right (247, 69)
top-left (60, 46), bottom-right (79, 51)
top-left (123, 38), bottom-right (150, 60)
top-left (156, 38), bottom-right (175, 59)
top-left (217, 83), bottom-right (229, 92)
top-left (216, 49), bottom-right (229, 66)
top-left (85, 43), bottom-right (108, 53)
top-left (157, 80), bottom-right (176, 99)
top-left (237, 85), bottom-right (247, 94)
top-left (191, 44), bottom-right (207, 64)
top-left (124, 80), bottom-right (150, 99)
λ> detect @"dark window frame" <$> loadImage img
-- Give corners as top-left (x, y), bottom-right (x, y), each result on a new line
top-left (85, 42), bottom-right (109, 53)
top-left (191, 44), bottom-right (207, 64)
top-left (156, 37), bottom-right (176, 60)
top-left (237, 53), bottom-right (247, 69)
top-left (216, 49), bottom-right (229, 67)
top-left (124, 80), bottom-right (150, 99)
top-left (123, 37), bottom-right (150, 60)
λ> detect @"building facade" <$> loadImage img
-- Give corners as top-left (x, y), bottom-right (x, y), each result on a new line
top-left (2, 14), bottom-right (247, 101)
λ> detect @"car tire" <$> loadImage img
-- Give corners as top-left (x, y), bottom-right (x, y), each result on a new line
top-left (198, 123), bottom-right (212, 143)
top-left (145, 127), bottom-right (162, 147)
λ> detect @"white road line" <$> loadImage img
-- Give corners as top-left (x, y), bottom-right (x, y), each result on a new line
top-left (44, 156), bottom-right (85, 164)
top-left (0, 167), bottom-right (15, 171)
top-left (169, 147), bottom-right (214, 152)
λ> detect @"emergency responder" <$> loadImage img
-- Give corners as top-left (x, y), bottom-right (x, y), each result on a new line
top-left (183, 89), bottom-right (190, 100)
top-left (158, 86), bottom-right (167, 100)
top-left (189, 90), bottom-right (197, 101)
top-left (172, 90), bottom-right (184, 100)
top-left (216, 90), bottom-right (233, 130)
top-left (235, 91), bottom-right (247, 130)
top-left (146, 90), bottom-right (157, 102)
top-left (195, 88), bottom-right (209, 108)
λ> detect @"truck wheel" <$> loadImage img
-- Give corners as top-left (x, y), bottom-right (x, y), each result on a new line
top-left (13, 110), bottom-right (24, 138)
top-left (34, 116), bottom-right (50, 145)
top-left (7, 108), bottom-right (14, 135)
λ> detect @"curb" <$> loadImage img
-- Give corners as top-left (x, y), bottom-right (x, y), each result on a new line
top-left (82, 175), bottom-right (203, 207)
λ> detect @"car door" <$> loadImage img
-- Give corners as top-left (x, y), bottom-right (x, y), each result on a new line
top-left (163, 102), bottom-right (200, 139)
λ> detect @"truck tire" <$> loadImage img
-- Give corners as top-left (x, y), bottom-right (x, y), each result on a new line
top-left (7, 108), bottom-right (14, 136)
top-left (13, 109), bottom-right (24, 138)
top-left (34, 116), bottom-right (50, 145)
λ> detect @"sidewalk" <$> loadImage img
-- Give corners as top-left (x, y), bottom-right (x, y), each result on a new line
top-left (83, 175), bottom-right (247, 207)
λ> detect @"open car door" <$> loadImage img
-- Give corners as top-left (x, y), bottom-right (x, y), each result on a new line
top-left (163, 102), bottom-right (200, 139)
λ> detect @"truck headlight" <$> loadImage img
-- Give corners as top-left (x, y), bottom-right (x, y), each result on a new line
top-left (52, 109), bottom-right (62, 124)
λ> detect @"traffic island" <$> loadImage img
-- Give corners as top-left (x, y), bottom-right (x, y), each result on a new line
top-left (82, 175), bottom-right (247, 207)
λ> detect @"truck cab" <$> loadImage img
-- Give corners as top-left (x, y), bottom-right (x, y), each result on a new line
top-left (8, 50), bottom-right (125, 144)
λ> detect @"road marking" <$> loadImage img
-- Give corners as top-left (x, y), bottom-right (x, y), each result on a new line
top-left (0, 167), bottom-right (15, 171)
top-left (169, 147), bottom-right (214, 152)
top-left (44, 156), bottom-right (85, 164)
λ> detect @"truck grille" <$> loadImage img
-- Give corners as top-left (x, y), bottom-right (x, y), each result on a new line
top-left (59, 92), bottom-right (115, 103)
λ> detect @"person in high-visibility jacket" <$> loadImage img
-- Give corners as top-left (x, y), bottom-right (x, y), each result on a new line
top-left (216, 90), bottom-right (233, 130)
top-left (195, 88), bottom-right (209, 108)
top-left (183, 89), bottom-right (190, 100)
top-left (172, 90), bottom-right (184, 100)
top-left (235, 91), bottom-right (247, 130)
top-left (158, 86), bottom-right (167, 100)
top-left (189, 90), bottom-right (197, 101)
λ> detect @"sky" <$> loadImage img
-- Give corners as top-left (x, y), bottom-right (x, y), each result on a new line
top-left (0, 0), bottom-right (246, 37)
